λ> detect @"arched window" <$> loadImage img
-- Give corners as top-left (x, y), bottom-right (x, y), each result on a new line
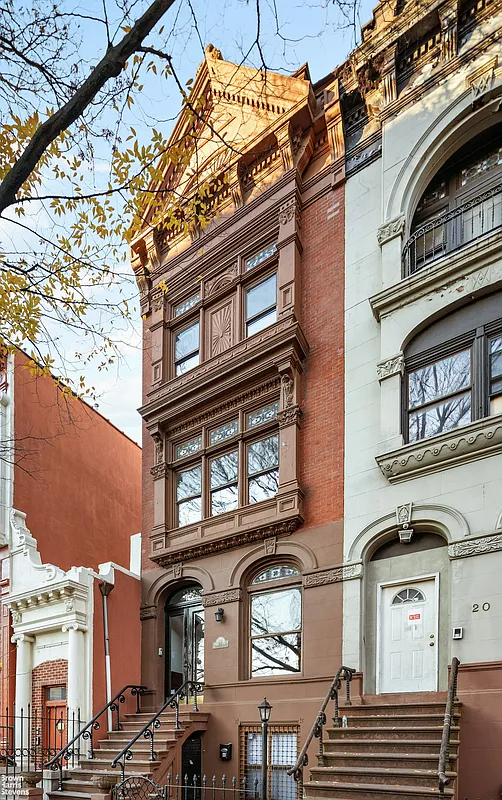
top-left (392, 588), bottom-right (426, 605)
top-left (248, 563), bottom-right (302, 678)
top-left (404, 291), bottom-right (502, 442)
top-left (403, 126), bottom-right (502, 274)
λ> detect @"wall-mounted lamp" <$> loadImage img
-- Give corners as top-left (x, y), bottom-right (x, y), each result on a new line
top-left (215, 607), bottom-right (224, 623)
top-left (398, 528), bottom-right (414, 544)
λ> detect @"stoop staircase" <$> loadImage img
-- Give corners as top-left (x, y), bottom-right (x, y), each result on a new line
top-left (293, 662), bottom-right (462, 800)
top-left (305, 697), bottom-right (461, 800)
top-left (46, 683), bottom-right (208, 800)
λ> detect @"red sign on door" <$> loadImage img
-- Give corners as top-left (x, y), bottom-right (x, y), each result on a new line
top-left (409, 613), bottom-right (421, 621)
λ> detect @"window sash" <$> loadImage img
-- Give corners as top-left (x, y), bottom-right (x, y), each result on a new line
top-left (174, 321), bottom-right (200, 375)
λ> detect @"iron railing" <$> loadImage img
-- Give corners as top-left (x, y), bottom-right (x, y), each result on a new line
top-left (438, 657), bottom-right (460, 791)
top-left (287, 666), bottom-right (356, 790)
top-left (45, 685), bottom-right (147, 790)
top-left (0, 705), bottom-right (83, 774)
top-left (112, 774), bottom-right (260, 800)
top-left (111, 680), bottom-right (204, 781)
top-left (403, 182), bottom-right (502, 275)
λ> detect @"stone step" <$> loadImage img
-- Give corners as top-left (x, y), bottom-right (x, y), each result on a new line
top-left (304, 781), bottom-right (455, 800)
top-left (48, 792), bottom-right (91, 800)
top-left (61, 781), bottom-right (110, 794)
top-left (79, 758), bottom-right (160, 772)
top-left (340, 704), bottom-right (460, 717)
top-left (333, 715), bottom-right (457, 729)
top-left (309, 766), bottom-right (456, 788)
top-left (326, 727), bottom-right (459, 741)
top-left (353, 693), bottom-right (448, 706)
top-left (64, 770), bottom-right (123, 784)
top-left (92, 747), bottom-right (170, 760)
top-left (321, 739), bottom-right (459, 755)
top-left (318, 752), bottom-right (457, 770)
top-left (122, 710), bottom-right (208, 722)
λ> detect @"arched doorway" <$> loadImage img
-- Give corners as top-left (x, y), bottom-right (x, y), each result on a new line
top-left (165, 584), bottom-right (204, 697)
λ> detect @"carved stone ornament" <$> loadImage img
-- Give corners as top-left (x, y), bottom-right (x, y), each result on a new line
top-left (205, 264), bottom-right (238, 297)
top-left (303, 563), bottom-right (363, 587)
top-left (173, 563), bottom-right (183, 579)
top-left (10, 610), bottom-right (21, 626)
top-left (376, 354), bottom-right (404, 381)
top-left (150, 462), bottom-right (168, 480)
top-left (278, 198), bottom-right (298, 227)
top-left (280, 372), bottom-right (294, 409)
top-left (377, 215), bottom-right (405, 246)
top-left (449, 534), bottom-right (502, 559)
top-left (277, 406), bottom-right (302, 428)
top-left (202, 589), bottom-right (243, 607)
top-left (466, 56), bottom-right (498, 104)
top-left (396, 503), bottom-right (412, 527)
top-left (140, 605), bottom-right (158, 620)
top-left (376, 415), bottom-right (502, 483)
top-left (152, 433), bottom-right (164, 466)
top-left (64, 598), bottom-right (75, 613)
top-left (264, 537), bottom-right (277, 556)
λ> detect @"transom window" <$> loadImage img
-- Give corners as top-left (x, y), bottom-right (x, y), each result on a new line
top-left (173, 400), bottom-right (279, 528)
top-left (405, 294), bottom-right (502, 442)
top-left (249, 564), bottom-right (302, 677)
top-left (392, 588), bottom-right (425, 605)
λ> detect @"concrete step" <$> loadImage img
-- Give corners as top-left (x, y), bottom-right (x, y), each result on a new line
top-left (304, 781), bottom-right (455, 800)
top-left (321, 739), bottom-right (459, 755)
top-left (318, 752), bottom-right (457, 770)
top-left (309, 766), bottom-right (456, 788)
top-left (334, 715), bottom-right (458, 728)
top-left (326, 726), bottom-right (459, 741)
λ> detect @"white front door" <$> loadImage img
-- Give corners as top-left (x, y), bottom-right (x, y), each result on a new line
top-left (378, 576), bottom-right (438, 694)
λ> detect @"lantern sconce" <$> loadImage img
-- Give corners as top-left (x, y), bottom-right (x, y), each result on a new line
top-left (215, 607), bottom-right (224, 623)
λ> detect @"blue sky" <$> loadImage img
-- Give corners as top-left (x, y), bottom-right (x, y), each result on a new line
top-left (74, 0), bottom-right (376, 444)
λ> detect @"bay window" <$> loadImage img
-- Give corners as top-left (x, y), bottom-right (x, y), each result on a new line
top-left (172, 400), bottom-right (280, 527)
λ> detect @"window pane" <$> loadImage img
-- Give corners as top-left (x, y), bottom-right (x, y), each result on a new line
top-left (47, 686), bottom-right (67, 701)
top-left (409, 393), bottom-right (471, 442)
top-left (246, 274), bottom-right (277, 321)
top-left (178, 497), bottom-right (202, 526)
top-left (408, 350), bottom-right (470, 410)
top-left (210, 450), bottom-right (238, 489)
top-left (245, 243), bottom-right (277, 271)
top-left (251, 633), bottom-right (301, 676)
top-left (177, 465), bottom-right (202, 501)
top-left (247, 308), bottom-right (277, 337)
top-left (248, 435), bottom-right (279, 475)
top-left (247, 402), bottom-right (279, 429)
top-left (175, 294), bottom-right (200, 317)
top-left (271, 733), bottom-right (297, 766)
top-left (209, 419), bottom-right (238, 446)
top-left (490, 336), bottom-right (502, 389)
top-left (175, 352), bottom-right (200, 376)
top-left (251, 588), bottom-right (301, 635)
top-left (211, 485), bottom-right (238, 516)
top-left (249, 470), bottom-right (279, 503)
top-left (253, 566), bottom-right (300, 584)
top-left (175, 322), bottom-right (199, 361)
top-left (175, 436), bottom-right (202, 460)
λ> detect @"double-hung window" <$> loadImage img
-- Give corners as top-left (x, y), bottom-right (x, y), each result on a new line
top-left (172, 401), bottom-right (280, 528)
top-left (174, 321), bottom-right (200, 376)
top-left (245, 273), bottom-right (277, 337)
top-left (242, 725), bottom-right (298, 800)
top-left (404, 297), bottom-right (502, 442)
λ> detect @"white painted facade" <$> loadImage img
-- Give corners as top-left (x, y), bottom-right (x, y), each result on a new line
top-left (342, 9), bottom-right (502, 691)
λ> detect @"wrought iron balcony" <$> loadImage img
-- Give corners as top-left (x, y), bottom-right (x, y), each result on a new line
top-left (403, 182), bottom-right (502, 275)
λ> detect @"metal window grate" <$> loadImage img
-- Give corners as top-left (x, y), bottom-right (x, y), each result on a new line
top-left (239, 725), bottom-right (299, 800)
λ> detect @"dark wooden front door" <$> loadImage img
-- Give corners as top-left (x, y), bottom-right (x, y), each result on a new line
top-left (165, 585), bottom-right (204, 697)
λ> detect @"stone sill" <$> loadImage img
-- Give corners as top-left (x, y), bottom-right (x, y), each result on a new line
top-left (149, 488), bottom-right (303, 566)
top-left (376, 414), bottom-right (502, 483)
top-left (370, 230), bottom-right (502, 322)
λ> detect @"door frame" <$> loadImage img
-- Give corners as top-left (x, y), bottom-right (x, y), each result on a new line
top-left (375, 572), bottom-right (439, 695)
top-left (164, 588), bottom-right (204, 698)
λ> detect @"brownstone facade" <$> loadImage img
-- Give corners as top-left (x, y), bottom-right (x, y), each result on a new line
top-left (136, 48), bottom-right (346, 777)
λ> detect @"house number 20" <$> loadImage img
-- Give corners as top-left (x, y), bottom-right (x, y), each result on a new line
top-left (472, 602), bottom-right (491, 612)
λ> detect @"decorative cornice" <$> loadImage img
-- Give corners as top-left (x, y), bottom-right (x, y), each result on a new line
top-left (202, 589), bottom-right (243, 607)
top-left (377, 215), bottom-right (405, 246)
top-left (303, 563), bottom-right (363, 587)
top-left (152, 518), bottom-right (299, 567)
top-left (449, 533), bottom-right (502, 559)
top-left (140, 605), bottom-right (157, 620)
top-left (376, 414), bottom-right (502, 482)
top-left (376, 353), bottom-right (404, 381)
top-left (465, 55), bottom-right (498, 103)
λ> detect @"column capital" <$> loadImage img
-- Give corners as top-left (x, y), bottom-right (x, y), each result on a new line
top-left (11, 633), bottom-right (34, 644)
top-left (62, 623), bottom-right (87, 633)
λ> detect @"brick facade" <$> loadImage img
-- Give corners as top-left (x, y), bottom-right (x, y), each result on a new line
top-left (31, 659), bottom-right (68, 716)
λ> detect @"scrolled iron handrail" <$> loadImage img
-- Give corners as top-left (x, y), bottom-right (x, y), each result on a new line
top-left (45, 684), bottom-right (147, 790)
top-left (438, 657), bottom-right (460, 791)
top-left (402, 181), bottom-right (502, 273)
top-left (111, 679), bottom-right (204, 781)
top-left (287, 666), bottom-right (356, 785)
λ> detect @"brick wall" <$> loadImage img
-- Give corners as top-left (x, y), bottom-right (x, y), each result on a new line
top-left (300, 186), bottom-right (345, 530)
